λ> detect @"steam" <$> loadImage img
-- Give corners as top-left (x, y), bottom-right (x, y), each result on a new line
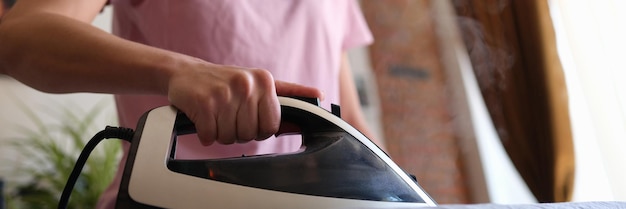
top-left (453, 0), bottom-right (515, 91)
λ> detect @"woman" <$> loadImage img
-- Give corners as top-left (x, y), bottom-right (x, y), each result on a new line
top-left (0, 0), bottom-right (378, 208)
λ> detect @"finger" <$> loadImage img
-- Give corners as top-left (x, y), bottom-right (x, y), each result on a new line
top-left (275, 80), bottom-right (324, 100)
top-left (230, 70), bottom-right (258, 143)
top-left (246, 69), bottom-right (280, 140)
top-left (195, 112), bottom-right (217, 146)
top-left (236, 96), bottom-right (258, 143)
top-left (210, 82), bottom-right (238, 144)
top-left (216, 103), bottom-right (238, 144)
top-left (257, 92), bottom-right (280, 141)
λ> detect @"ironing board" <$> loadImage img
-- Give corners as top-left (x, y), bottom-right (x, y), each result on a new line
top-left (430, 201), bottom-right (626, 209)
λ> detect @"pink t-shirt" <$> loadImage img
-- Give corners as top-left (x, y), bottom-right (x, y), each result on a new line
top-left (98, 0), bottom-right (372, 208)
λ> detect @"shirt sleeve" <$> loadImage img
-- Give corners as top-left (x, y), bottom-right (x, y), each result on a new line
top-left (342, 0), bottom-right (374, 51)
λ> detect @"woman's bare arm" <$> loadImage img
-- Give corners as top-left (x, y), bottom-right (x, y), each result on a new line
top-left (0, 0), bottom-right (322, 145)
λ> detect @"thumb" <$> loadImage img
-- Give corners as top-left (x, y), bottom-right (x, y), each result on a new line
top-left (274, 80), bottom-right (324, 100)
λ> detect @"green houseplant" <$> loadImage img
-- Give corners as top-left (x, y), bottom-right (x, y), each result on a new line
top-left (3, 99), bottom-right (121, 209)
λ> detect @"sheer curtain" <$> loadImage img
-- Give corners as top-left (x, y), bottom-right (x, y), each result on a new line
top-left (451, 0), bottom-right (575, 202)
top-left (549, 0), bottom-right (626, 201)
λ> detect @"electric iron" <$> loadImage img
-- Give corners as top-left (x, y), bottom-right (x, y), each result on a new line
top-left (115, 96), bottom-right (437, 209)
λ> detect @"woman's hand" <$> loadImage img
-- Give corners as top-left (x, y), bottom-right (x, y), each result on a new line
top-left (167, 60), bottom-right (322, 146)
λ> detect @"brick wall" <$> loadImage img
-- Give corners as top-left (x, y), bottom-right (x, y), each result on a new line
top-left (361, 0), bottom-right (470, 203)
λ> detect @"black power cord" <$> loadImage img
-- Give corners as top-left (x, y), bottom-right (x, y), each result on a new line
top-left (57, 126), bottom-right (134, 209)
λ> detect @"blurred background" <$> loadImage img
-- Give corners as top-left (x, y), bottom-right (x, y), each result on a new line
top-left (1, 0), bottom-right (625, 207)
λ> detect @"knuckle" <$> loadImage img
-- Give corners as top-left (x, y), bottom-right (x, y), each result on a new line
top-left (250, 69), bottom-right (275, 88)
top-left (211, 83), bottom-right (232, 103)
top-left (231, 72), bottom-right (254, 97)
